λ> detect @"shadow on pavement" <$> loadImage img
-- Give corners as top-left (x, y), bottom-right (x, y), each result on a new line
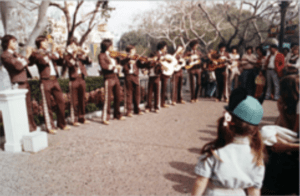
top-left (164, 173), bottom-right (195, 194)
top-left (206, 124), bottom-right (217, 129)
top-left (188, 148), bottom-right (201, 155)
top-left (164, 162), bottom-right (198, 193)
top-left (198, 130), bottom-right (217, 136)
top-left (199, 137), bottom-right (214, 142)
top-left (169, 162), bottom-right (197, 176)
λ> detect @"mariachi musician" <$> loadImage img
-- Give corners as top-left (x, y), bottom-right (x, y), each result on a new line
top-left (172, 45), bottom-right (186, 105)
top-left (157, 41), bottom-right (177, 108)
top-left (119, 45), bottom-right (148, 117)
top-left (208, 43), bottom-right (231, 102)
top-left (64, 38), bottom-right (91, 126)
top-left (98, 39), bottom-right (125, 125)
top-left (29, 35), bottom-right (70, 134)
top-left (1, 34), bottom-right (37, 132)
top-left (184, 40), bottom-right (202, 103)
top-left (144, 42), bottom-right (171, 113)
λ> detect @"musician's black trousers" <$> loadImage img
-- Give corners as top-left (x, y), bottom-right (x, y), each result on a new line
top-left (189, 69), bottom-right (201, 100)
top-left (215, 67), bottom-right (226, 101)
top-left (161, 74), bottom-right (170, 106)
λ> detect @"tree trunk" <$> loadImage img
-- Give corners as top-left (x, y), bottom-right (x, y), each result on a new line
top-left (24, 0), bottom-right (51, 50)
top-left (0, 1), bottom-right (19, 36)
top-left (279, 2), bottom-right (289, 52)
top-left (79, 27), bottom-right (93, 46)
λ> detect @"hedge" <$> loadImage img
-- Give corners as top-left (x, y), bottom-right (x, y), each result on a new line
top-left (0, 76), bottom-right (146, 130)
top-left (29, 76), bottom-right (104, 103)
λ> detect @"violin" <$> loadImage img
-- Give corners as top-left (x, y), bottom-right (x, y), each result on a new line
top-left (109, 51), bottom-right (148, 62)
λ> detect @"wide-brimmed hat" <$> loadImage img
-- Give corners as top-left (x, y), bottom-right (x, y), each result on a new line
top-left (225, 88), bottom-right (264, 125)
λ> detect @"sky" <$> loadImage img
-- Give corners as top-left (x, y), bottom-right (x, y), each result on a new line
top-left (106, 1), bottom-right (159, 41)
top-left (46, 0), bottom-right (160, 44)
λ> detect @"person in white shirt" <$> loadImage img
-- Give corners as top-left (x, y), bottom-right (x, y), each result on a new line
top-left (285, 45), bottom-right (299, 75)
top-left (228, 46), bottom-right (240, 92)
top-left (192, 88), bottom-right (265, 196)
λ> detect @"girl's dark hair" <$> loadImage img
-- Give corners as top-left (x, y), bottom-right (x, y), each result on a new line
top-left (246, 46), bottom-right (253, 53)
top-left (218, 42), bottom-right (226, 49)
top-left (283, 47), bottom-right (290, 53)
top-left (125, 44), bottom-right (135, 53)
top-left (35, 35), bottom-right (47, 49)
top-left (270, 44), bottom-right (278, 49)
top-left (1, 34), bottom-right (17, 51)
top-left (190, 40), bottom-right (198, 48)
top-left (256, 46), bottom-right (267, 56)
top-left (157, 41), bottom-right (167, 51)
top-left (280, 75), bottom-right (299, 115)
top-left (230, 46), bottom-right (238, 52)
top-left (100, 39), bottom-right (112, 53)
top-left (201, 115), bottom-right (266, 166)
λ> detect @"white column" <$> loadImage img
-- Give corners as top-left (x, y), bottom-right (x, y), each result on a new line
top-left (0, 89), bottom-right (29, 152)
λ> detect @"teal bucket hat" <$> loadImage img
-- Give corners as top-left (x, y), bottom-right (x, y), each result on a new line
top-left (225, 95), bottom-right (264, 126)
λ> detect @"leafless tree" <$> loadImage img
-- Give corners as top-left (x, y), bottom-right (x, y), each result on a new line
top-left (198, 0), bottom-right (298, 49)
top-left (136, 1), bottom-right (233, 52)
top-left (49, 0), bottom-right (113, 46)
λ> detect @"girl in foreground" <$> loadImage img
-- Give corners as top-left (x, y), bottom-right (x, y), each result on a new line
top-left (192, 88), bottom-right (266, 196)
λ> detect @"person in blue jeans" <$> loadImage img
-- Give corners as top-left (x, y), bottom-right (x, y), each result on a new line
top-left (205, 70), bottom-right (217, 98)
top-left (240, 46), bottom-right (257, 96)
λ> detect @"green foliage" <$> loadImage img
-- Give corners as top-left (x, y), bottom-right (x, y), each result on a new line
top-left (29, 76), bottom-right (104, 102)
top-left (34, 114), bottom-right (44, 125)
top-left (85, 76), bottom-right (104, 92)
top-left (85, 103), bottom-right (99, 113)
top-left (53, 112), bottom-right (57, 120)
top-left (29, 76), bottom-right (104, 126)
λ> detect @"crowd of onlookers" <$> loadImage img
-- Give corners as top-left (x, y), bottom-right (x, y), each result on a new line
top-left (199, 43), bottom-right (299, 105)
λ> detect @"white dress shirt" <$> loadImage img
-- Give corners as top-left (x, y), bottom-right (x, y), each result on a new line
top-left (40, 50), bottom-right (58, 76)
top-left (105, 51), bottom-right (117, 73)
top-left (8, 49), bottom-right (27, 67)
top-left (268, 52), bottom-right (277, 69)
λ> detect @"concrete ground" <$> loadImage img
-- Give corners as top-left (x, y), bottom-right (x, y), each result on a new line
top-left (0, 98), bottom-right (278, 196)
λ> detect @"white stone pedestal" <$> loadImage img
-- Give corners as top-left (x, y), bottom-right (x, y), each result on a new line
top-left (23, 131), bottom-right (48, 153)
top-left (0, 89), bottom-right (30, 152)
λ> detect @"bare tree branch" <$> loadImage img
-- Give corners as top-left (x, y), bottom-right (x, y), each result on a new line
top-left (17, 2), bottom-right (38, 12)
top-left (198, 3), bottom-right (226, 43)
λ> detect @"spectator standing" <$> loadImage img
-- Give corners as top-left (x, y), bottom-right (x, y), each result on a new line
top-left (228, 46), bottom-right (240, 92)
top-left (285, 45), bottom-right (299, 75)
top-left (264, 44), bottom-right (285, 101)
top-left (255, 46), bottom-right (267, 103)
top-left (262, 75), bottom-right (299, 195)
top-left (240, 46), bottom-right (257, 96)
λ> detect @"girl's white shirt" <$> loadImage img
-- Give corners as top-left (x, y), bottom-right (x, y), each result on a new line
top-left (195, 136), bottom-right (265, 193)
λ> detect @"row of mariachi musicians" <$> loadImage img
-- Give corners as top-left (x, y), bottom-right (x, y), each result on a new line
top-left (1, 35), bottom-right (92, 134)
top-left (1, 35), bottom-right (228, 133)
top-left (98, 39), bottom-right (230, 125)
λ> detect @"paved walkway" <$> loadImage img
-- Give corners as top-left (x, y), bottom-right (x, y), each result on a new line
top-left (0, 99), bottom-right (278, 195)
